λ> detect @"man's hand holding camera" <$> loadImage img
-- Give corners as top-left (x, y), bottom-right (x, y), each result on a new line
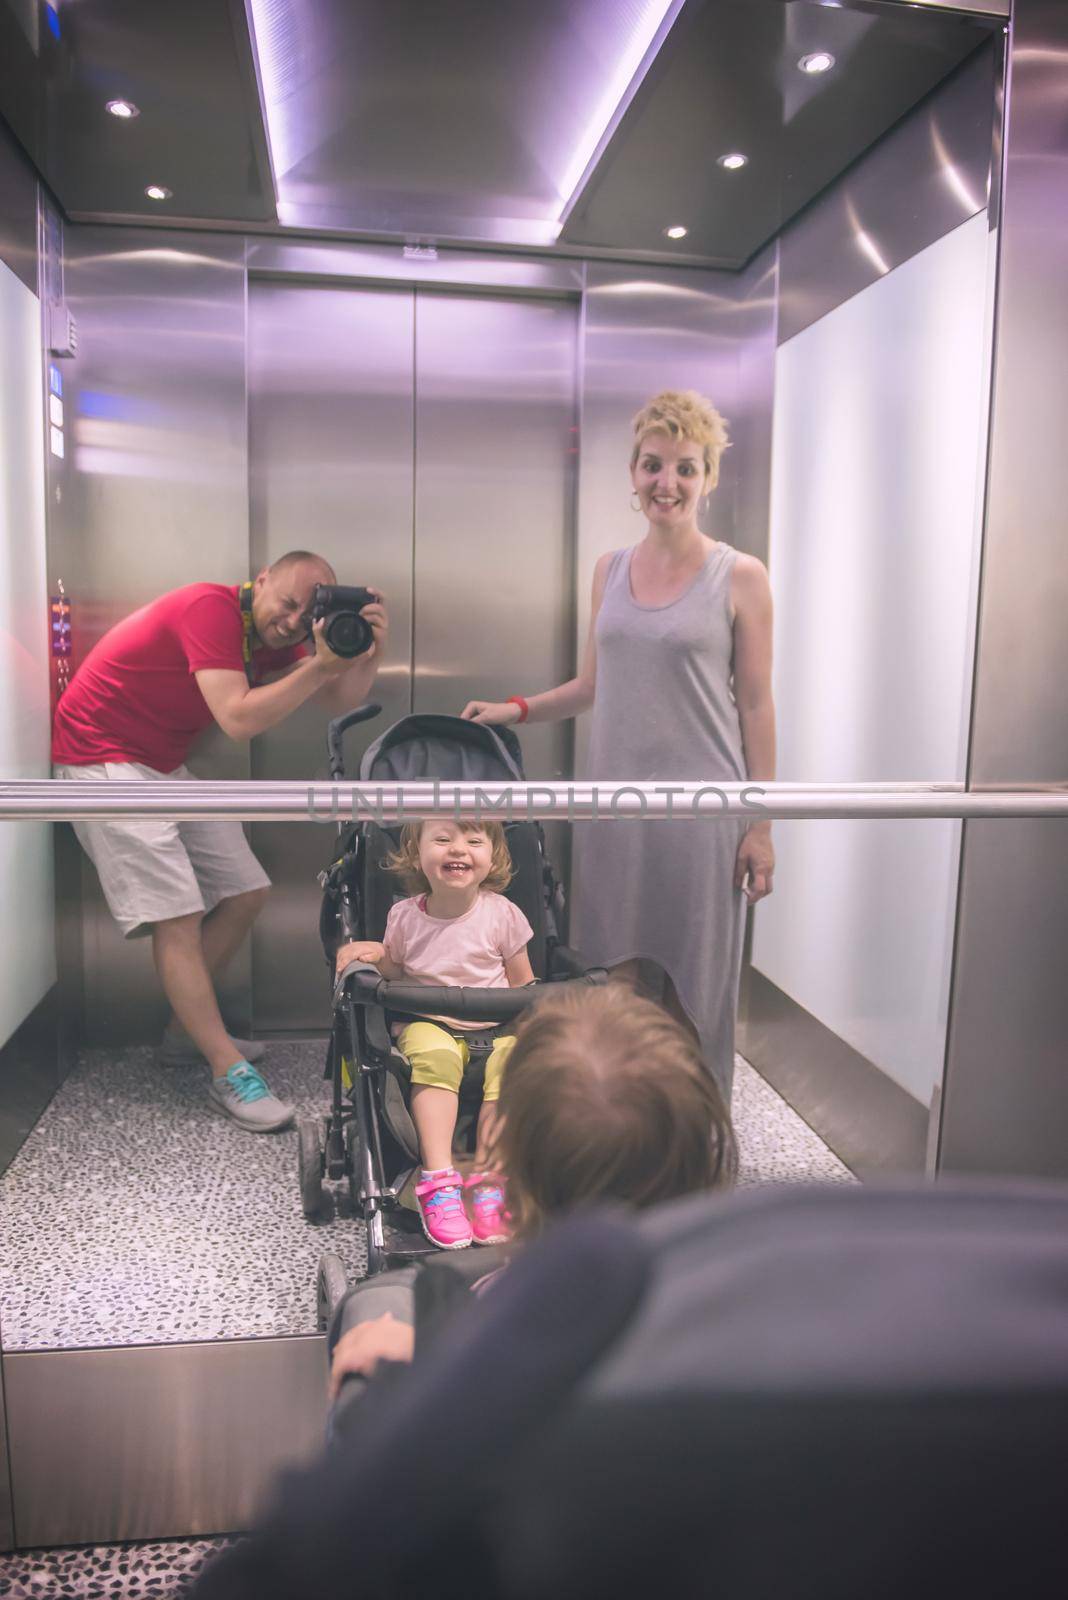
top-left (194, 560), bottom-right (389, 742)
top-left (307, 587), bottom-right (389, 715)
top-left (310, 590), bottom-right (388, 677)
top-left (311, 618), bottom-right (356, 676)
top-left (355, 591), bottom-right (388, 659)
top-left (309, 584), bottom-right (388, 663)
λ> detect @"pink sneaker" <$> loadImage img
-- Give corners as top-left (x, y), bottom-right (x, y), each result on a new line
top-left (464, 1172), bottom-right (512, 1246)
top-left (415, 1169), bottom-right (473, 1250)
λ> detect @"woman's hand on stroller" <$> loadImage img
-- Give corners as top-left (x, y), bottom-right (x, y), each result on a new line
top-left (336, 939), bottom-right (385, 973)
top-left (460, 699), bottom-right (523, 726)
top-left (328, 1313), bottom-right (415, 1399)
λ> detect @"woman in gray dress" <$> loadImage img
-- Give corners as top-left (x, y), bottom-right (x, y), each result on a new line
top-left (462, 390), bottom-right (775, 1098)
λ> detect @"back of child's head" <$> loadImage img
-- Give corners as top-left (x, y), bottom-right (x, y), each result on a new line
top-left (494, 983), bottom-right (735, 1236)
top-left (383, 817), bottom-right (513, 895)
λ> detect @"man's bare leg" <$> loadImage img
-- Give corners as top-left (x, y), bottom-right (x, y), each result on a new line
top-left (162, 888), bottom-right (267, 1046)
top-left (199, 887), bottom-right (268, 979)
top-left (153, 912), bottom-right (246, 1079)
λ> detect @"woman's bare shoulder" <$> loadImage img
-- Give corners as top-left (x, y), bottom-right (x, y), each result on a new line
top-left (730, 551), bottom-right (771, 596)
top-left (730, 550), bottom-right (770, 582)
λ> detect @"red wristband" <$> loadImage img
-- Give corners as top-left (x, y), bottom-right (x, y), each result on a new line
top-left (507, 695), bottom-right (529, 724)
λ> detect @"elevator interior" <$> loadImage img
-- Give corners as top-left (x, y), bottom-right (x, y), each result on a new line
top-left (8, 0), bottom-right (1067, 1554)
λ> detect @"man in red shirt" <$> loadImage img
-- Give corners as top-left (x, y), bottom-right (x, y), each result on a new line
top-left (53, 550), bottom-right (388, 1132)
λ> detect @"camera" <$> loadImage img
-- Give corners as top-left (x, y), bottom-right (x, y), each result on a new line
top-left (310, 585), bottom-right (378, 658)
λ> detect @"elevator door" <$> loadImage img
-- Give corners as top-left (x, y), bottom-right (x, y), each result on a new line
top-left (247, 283), bottom-right (577, 1030)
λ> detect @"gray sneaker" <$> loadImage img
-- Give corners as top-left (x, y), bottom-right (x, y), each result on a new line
top-left (207, 1062), bottom-right (294, 1133)
top-left (161, 1028), bottom-right (266, 1067)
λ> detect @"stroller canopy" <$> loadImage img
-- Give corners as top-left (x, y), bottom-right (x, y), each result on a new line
top-left (359, 714), bottom-right (525, 785)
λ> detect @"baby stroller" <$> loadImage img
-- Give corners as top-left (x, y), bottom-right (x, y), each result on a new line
top-left (196, 1182), bottom-right (1068, 1600)
top-left (299, 706), bottom-right (604, 1315)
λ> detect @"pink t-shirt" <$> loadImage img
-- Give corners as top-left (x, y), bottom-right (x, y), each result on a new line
top-left (383, 891), bottom-right (533, 1024)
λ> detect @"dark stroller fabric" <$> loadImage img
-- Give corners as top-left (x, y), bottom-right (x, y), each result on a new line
top-left (193, 1181), bottom-right (1068, 1599)
top-left (321, 713), bottom-right (555, 975)
top-left (502, 1180), bottom-right (1068, 1600)
top-left (360, 713), bottom-right (524, 784)
top-left (190, 1214), bottom-right (650, 1600)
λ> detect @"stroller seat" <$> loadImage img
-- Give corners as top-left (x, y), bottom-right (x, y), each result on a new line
top-left (302, 711), bottom-right (605, 1290)
top-left (339, 810), bottom-right (552, 1170)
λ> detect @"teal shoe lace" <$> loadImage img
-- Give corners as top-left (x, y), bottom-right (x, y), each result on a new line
top-left (425, 1182), bottom-right (464, 1219)
top-left (225, 1063), bottom-right (270, 1103)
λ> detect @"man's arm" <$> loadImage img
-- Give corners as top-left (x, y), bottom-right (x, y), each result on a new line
top-left (196, 623), bottom-right (351, 742)
top-left (235, 595), bottom-right (389, 716)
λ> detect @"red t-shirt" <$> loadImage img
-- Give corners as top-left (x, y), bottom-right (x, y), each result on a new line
top-left (52, 584), bottom-right (307, 772)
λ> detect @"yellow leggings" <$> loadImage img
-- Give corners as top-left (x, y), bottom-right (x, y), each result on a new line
top-left (396, 1021), bottom-right (515, 1103)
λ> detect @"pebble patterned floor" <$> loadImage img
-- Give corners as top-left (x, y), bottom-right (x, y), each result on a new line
top-left (0, 1043), bottom-right (851, 1350)
top-left (0, 1537), bottom-right (233, 1597)
top-left (0, 1044), bottom-right (851, 1594)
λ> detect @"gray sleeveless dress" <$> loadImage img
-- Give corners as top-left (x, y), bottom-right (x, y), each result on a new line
top-left (572, 544), bottom-right (748, 1098)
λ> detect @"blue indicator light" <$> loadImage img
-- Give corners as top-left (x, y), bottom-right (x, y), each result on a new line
top-left (77, 389), bottom-right (143, 422)
top-left (49, 365), bottom-right (63, 397)
top-left (44, 5), bottom-right (61, 43)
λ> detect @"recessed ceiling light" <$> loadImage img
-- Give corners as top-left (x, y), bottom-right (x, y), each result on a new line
top-left (664, 225), bottom-right (688, 240)
top-left (799, 52), bottom-right (836, 74)
top-left (106, 100), bottom-right (139, 119)
top-left (717, 153), bottom-right (748, 171)
top-left (144, 185), bottom-right (172, 201)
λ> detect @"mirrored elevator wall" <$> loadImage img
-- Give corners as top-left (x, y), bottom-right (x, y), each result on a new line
top-left (47, 239), bottom-right (774, 1042)
top-left (247, 281), bottom-right (580, 1029)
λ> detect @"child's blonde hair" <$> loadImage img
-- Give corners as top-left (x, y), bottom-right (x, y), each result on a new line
top-left (383, 818), bottom-right (514, 896)
top-left (630, 389), bottom-right (731, 488)
top-left (493, 984), bottom-right (735, 1237)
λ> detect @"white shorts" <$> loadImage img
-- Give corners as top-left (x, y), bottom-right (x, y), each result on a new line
top-left (54, 761), bottom-right (271, 939)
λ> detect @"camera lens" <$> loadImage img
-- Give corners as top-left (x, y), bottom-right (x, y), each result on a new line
top-left (325, 612), bottom-right (373, 658)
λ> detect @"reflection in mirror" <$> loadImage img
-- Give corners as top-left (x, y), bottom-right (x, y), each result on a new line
top-left (0, 3), bottom-right (1001, 1367)
top-left (0, 825), bottom-right (854, 1351)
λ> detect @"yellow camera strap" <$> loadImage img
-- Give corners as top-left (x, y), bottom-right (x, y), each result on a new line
top-left (239, 581), bottom-right (255, 684)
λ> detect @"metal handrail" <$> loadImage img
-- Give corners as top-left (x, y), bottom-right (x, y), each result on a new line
top-left (1, 779), bottom-right (1065, 821)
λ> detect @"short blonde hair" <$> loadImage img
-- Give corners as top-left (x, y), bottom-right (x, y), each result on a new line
top-left (492, 984), bottom-right (736, 1238)
top-left (630, 390), bottom-right (731, 488)
top-left (382, 819), bottom-right (514, 896)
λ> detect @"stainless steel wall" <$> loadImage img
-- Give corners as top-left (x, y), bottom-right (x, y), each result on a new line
top-left (0, 107), bottom-right (37, 295)
top-left (411, 289), bottom-right (578, 898)
top-left (777, 39), bottom-right (998, 344)
top-left (248, 281), bottom-right (577, 1029)
top-left (3, 1336), bottom-right (327, 1546)
top-left (247, 281), bottom-right (416, 1029)
top-left (49, 232), bottom-right (772, 1039)
top-left (939, 0), bottom-right (1068, 1179)
top-left (49, 228), bottom-right (249, 1043)
top-left (48, 241), bottom-right (587, 1039)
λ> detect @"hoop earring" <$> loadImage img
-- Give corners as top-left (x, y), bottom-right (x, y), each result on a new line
top-left (630, 492), bottom-right (642, 512)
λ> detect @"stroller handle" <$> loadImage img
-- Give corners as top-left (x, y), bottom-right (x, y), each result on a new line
top-left (327, 703), bottom-right (382, 779)
top-left (334, 962), bottom-right (606, 1020)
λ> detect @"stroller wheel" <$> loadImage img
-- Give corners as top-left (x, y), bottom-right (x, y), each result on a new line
top-left (316, 1251), bottom-right (348, 1333)
top-left (298, 1118), bottom-right (324, 1219)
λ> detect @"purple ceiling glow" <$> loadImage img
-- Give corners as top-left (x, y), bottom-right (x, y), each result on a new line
top-left (244, 0), bottom-right (684, 245)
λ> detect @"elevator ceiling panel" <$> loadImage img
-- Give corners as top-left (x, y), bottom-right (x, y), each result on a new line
top-left (560, 1), bottom-right (995, 264)
top-left (0, 0), bottom-right (998, 266)
top-left (0, 0), bottom-right (274, 223)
